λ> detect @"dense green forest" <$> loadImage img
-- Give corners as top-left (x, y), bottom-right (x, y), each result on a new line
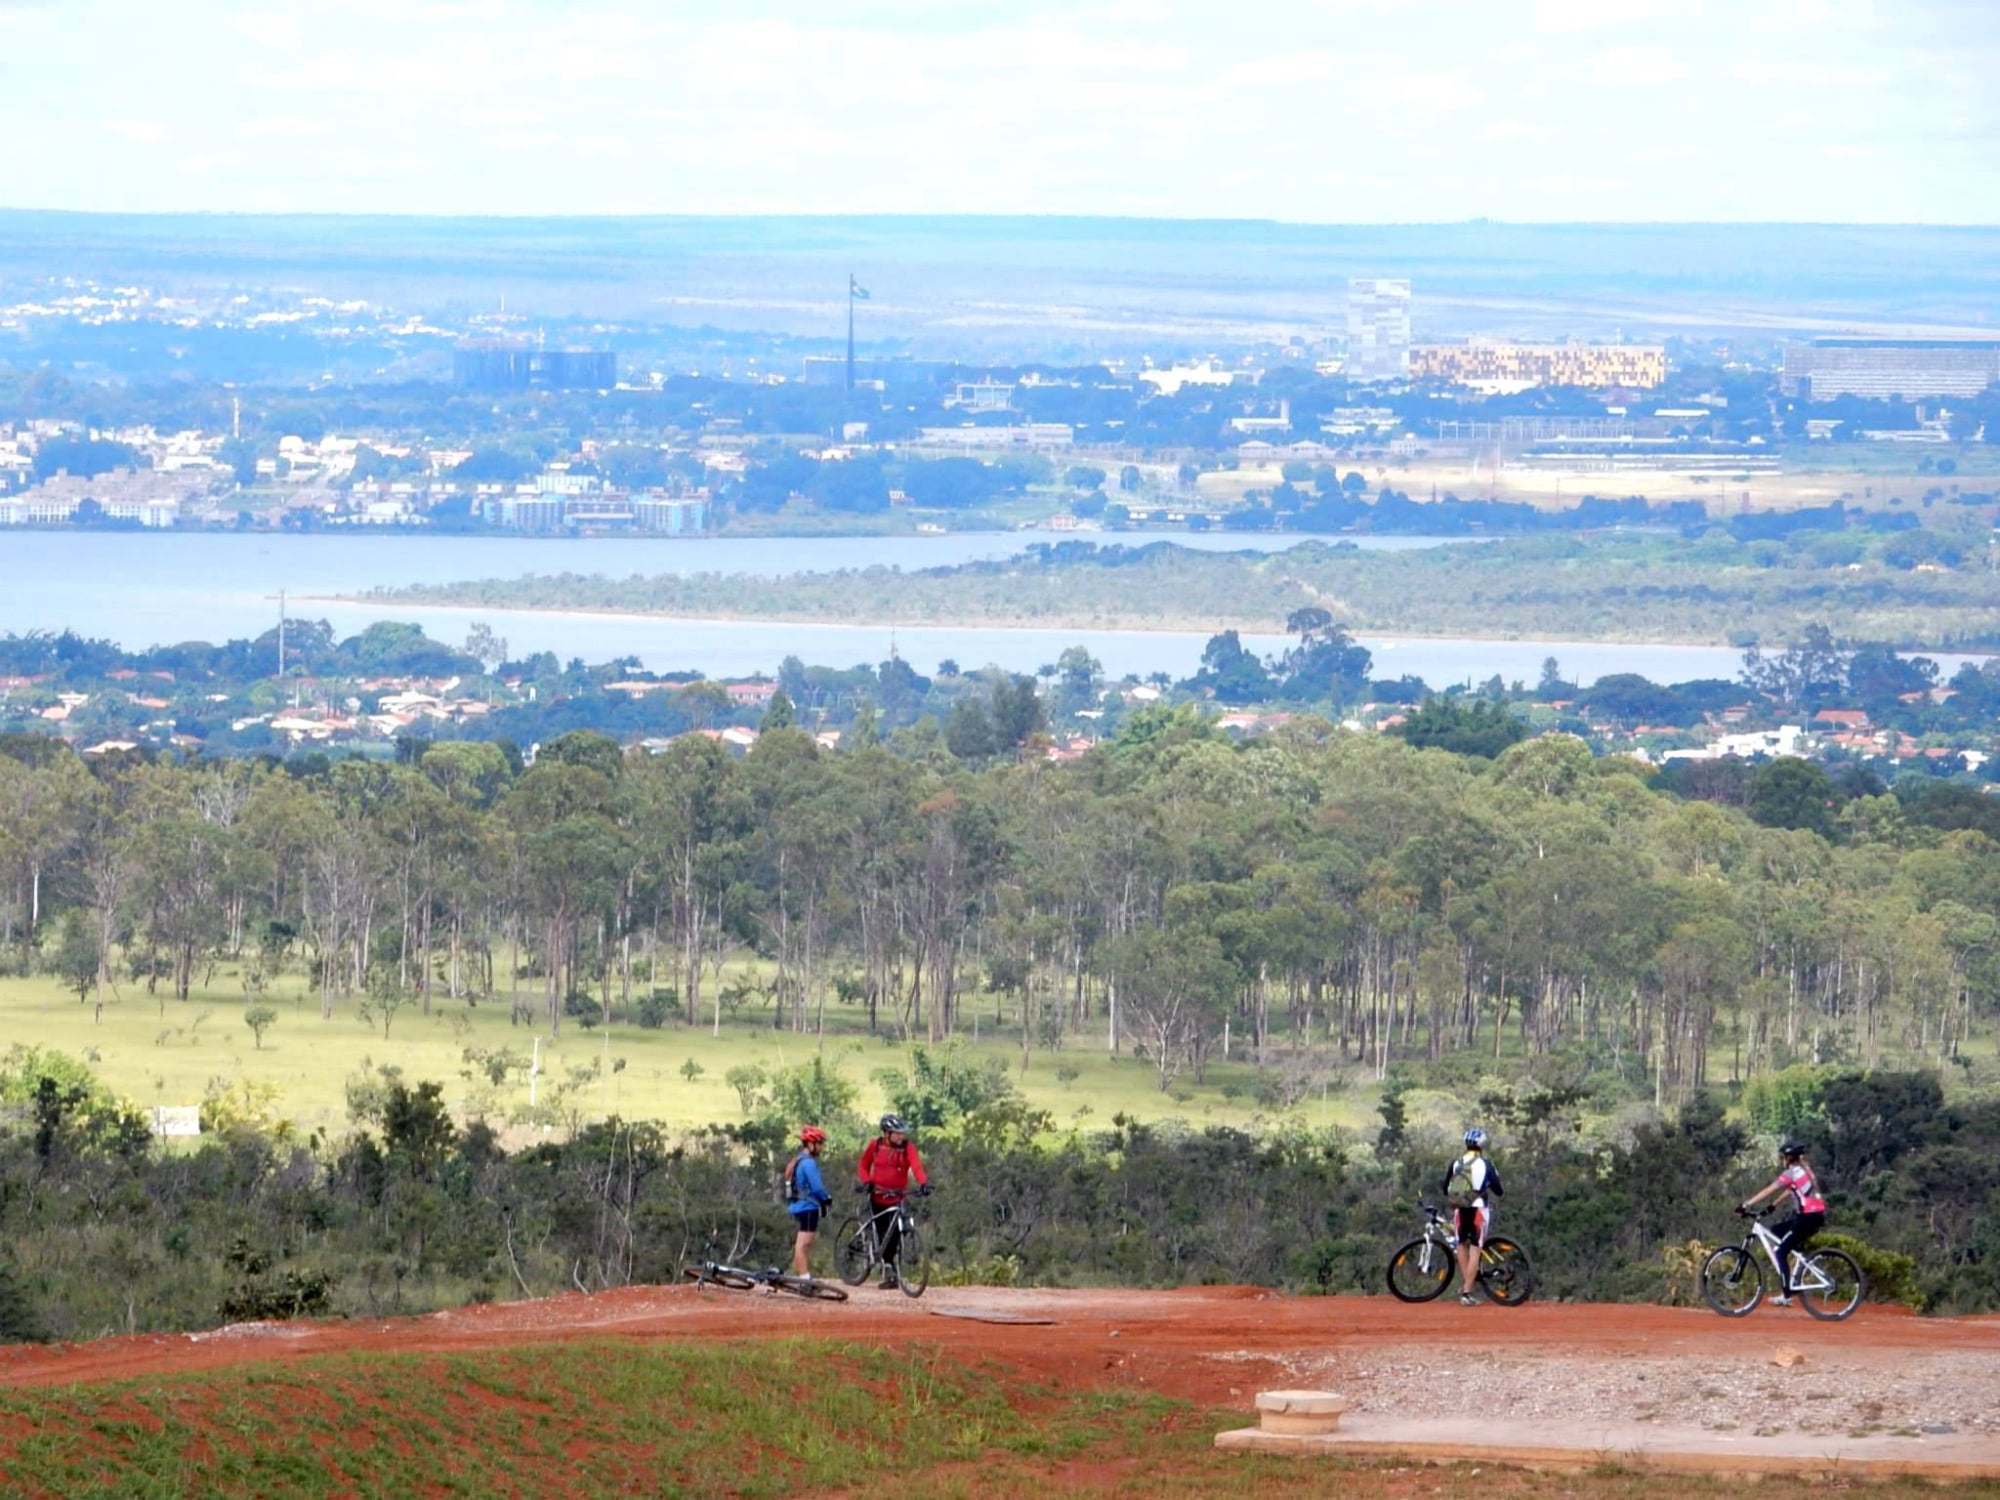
top-left (362, 522), bottom-right (2000, 648)
top-left (1, 709), bottom-right (1997, 1336)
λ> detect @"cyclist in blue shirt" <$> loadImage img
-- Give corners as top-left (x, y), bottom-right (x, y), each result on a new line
top-left (786, 1126), bottom-right (834, 1277)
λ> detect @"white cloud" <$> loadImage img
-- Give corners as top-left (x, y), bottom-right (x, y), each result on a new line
top-left (1530, 0), bottom-right (1672, 34)
top-left (0, 0), bottom-right (1991, 220)
top-left (1589, 44), bottom-right (1689, 88)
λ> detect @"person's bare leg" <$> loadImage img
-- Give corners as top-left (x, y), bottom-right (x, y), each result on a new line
top-left (793, 1230), bottom-right (815, 1277)
top-left (1457, 1242), bottom-right (1479, 1297)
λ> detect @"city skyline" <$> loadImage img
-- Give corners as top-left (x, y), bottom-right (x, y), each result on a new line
top-left (0, 0), bottom-right (1995, 223)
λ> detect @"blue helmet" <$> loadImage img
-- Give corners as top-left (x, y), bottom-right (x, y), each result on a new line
top-left (1464, 1127), bottom-right (1490, 1150)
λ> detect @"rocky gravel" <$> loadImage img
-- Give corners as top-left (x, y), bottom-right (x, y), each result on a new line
top-left (1246, 1346), bottom-right (2000, 1438)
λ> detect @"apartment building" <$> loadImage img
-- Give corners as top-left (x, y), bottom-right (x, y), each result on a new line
top-left (1780, 339), bottom-right (2000, 399)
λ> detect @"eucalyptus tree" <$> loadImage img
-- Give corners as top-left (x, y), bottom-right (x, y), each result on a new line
top-left (621, 734), bottom-right (734, 1029)
top-left (504, 733), bottom-right (629, 1035)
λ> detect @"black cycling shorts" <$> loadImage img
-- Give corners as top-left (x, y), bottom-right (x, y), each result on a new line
top-left (1454, 1205), bottom-right (1490, 1247)
top-left (792, 1208), bottom-right (821, 1233)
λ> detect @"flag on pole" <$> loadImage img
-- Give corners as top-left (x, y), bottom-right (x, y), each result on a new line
top-left (850, 276), bottom-right (870, 301)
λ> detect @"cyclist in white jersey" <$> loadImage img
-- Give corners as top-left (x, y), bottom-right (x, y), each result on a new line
top-left (1444, 1128), bottom-right (1504, 1307)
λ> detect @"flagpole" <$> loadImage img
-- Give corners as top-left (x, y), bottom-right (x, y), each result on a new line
top-left (846, 272), bottom-right (855, 394)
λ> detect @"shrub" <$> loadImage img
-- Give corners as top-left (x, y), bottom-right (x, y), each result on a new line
top-left (637, 988), bottom-right (676, 1029)
top-left (0, 1267), bottom-right (45, 1343)
top-left (1813, 1231), bottom-right (1920, 1309)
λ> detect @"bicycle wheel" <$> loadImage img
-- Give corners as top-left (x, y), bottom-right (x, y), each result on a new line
top-left (1386, 1237), bottom-right (1455, 1302)
top-left (896, 1222), bottom-right (930, 1299)
top-left (784, 1276), bottom-right (851, 1303)
top-left (1700, 1245), bottom-right (1763, 1316)
top-left (833, 1218), bottom-right (872, 1287)
top-left (1478, 1238), bottom-right (1534, 1306)
top-left (683, 1265), bottom-right (757, 1292)
top-left (1798, 1249), bottom-right (1864, 1321)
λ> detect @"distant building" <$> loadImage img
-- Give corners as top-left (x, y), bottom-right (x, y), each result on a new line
top-left (949, 378), bottom-right (1015, 413)
top-left (454, 343), bottom-right (616, 391)
top-left (480, 493), bottom-right (566, 531)
top-left (1410, 342), bottom-right (1667, 391)
top-left (632, 495), bottom-right (708, 534)
top-left (1228, 400), bottom-right (1292, 434)
top-left (1136, 360), bottom-right (1239, 395)
top-left (482, 490), bottom-right (707, 534)
top-left (1345, 279), bottom-right (1411, 382)
top-left (915, 424), bottom-right (1074, 450)
top-left (1780, 339), bottom-right (2000, 400)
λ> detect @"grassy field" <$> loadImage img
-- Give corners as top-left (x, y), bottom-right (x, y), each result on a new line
top-left (0, 969), bottom-right (1388, 1140)
top-left (1, 1338), bottom-right (1991, 1500)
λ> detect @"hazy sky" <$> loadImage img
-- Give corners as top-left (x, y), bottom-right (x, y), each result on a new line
top-left (4, 0), bottom-right (1995, 221)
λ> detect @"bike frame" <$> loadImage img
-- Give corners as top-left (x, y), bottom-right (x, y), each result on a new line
top-left (690, 1258), bottom-right (843, 1295)
top-left (857, 1196), bottom-right (917, 1262)
top-left (1744, 1216), bottom-right (1836, 1295)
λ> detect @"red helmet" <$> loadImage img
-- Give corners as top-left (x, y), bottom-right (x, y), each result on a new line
top-left (798, 1126), bottom-right (827, 1146)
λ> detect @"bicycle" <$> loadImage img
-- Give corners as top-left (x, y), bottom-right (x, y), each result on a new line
top-left (1385, 1201), bottom-right (1534, 1306)
top-left (834, 1188), bottom-right (931, 1299)
top-left (681, 1258), bottom-right (850, 1302)
top-left (1699, 1206), bottom-right (1863, 1320)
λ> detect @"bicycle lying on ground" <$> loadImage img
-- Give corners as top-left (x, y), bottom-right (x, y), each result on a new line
top-left (1386, 1201), bottom-right (1535, 1305)
top-left (682, 1258), bottom-right (850, 1302)
top-left (835, 1189), bottom-right (931, 1299)
top-left (1699, 1206), bottom-right (1864, 1320)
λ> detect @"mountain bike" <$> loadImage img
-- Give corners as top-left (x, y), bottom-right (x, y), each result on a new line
top-left (834, 1188), bottom-right (931, 1299)
top-left (681, 1258), bottom-right (850, 1302)
top-left (1385, 1201), bottom-right (1534, 1305)
top-left (1699, 1206), bottom-right (1863, 1320)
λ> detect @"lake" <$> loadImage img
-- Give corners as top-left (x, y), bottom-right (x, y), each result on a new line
top-left (0, 530), bottom-right (1984, 688)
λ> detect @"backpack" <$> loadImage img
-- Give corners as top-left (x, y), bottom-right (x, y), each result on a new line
top-left (780, 1153), bottom-right (802, 1206)
top-left (1446, 1154), bottom-right (1481, 1208)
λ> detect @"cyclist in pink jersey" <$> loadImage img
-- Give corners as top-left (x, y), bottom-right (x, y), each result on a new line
top-left (1736, 1140), bottom-right (1827, 1306)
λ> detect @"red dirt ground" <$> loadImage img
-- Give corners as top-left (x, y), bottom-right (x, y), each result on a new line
top-left (0, 1286), bottom-right (1992, 1408)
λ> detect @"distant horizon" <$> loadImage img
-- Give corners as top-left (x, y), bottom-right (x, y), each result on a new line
top-left (4, 207), bottom-right (2000, 230)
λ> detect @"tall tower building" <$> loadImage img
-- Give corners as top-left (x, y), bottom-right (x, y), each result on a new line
top-left (1346, 278), bottom-right (1412, 382)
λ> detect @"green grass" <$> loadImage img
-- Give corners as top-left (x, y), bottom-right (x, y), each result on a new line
top-left (0, 1339), bottom-right (1158, 1500)
top-left (0, 969), bottom-right (1381, 1139)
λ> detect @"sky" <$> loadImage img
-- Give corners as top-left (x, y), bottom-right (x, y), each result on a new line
top-left (2, 0), bottom-right (1996, 222)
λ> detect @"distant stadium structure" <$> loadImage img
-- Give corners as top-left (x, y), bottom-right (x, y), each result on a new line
top-left (454, 342), bottom-right (616, 391)
top-left (1780, 339), bottom-right (2000, 400)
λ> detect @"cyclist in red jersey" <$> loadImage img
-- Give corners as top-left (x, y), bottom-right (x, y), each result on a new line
top-left (857, 1113), bottom-right (929, 1288)
top-left (1737, 1139), bottom-right (1827, 1306)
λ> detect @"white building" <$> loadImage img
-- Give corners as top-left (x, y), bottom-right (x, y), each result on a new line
top-left (1346, 278), bottom-right (1412, 382)
top-left (916, 424), bottom-right (1073, 451)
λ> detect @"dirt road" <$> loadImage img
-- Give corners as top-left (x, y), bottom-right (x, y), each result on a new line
top-left (1, 1284), bottom-right (1993, 1424)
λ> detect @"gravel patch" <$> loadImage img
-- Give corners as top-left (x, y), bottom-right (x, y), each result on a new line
top-left (1226, 1348), bottom-right (2000, 1439)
